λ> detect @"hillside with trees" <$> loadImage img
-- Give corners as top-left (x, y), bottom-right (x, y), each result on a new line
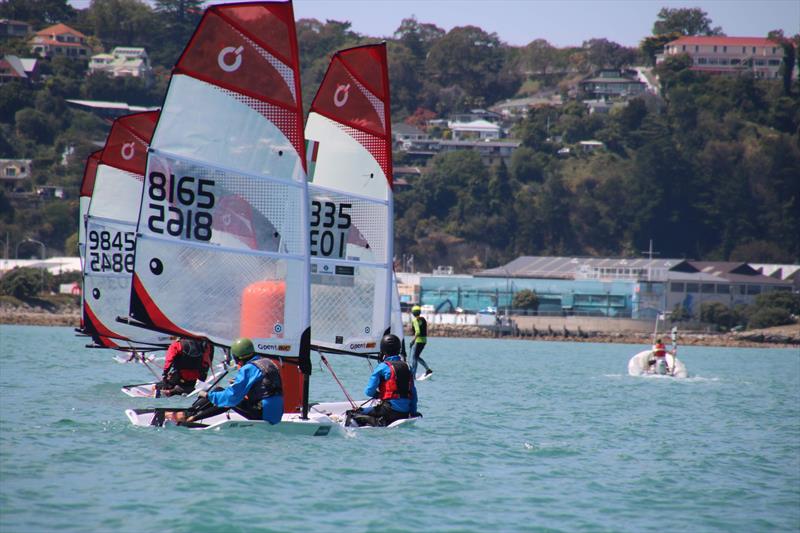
top-left (1, 1), bottom-right (798, 272)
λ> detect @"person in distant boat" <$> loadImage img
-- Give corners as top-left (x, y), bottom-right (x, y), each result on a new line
top-left (348, 334), bottom-right (418, 427)
top-left (410, 305), bottom-right (432, 377)
top-left (189, 337), bottom-right (283, 425)
top-left (648, 338), bottom-right (670, 373)
top-left (156, 337), bottom-right (213, 396)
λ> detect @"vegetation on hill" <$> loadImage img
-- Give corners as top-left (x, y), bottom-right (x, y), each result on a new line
top-left (1, 1), bottom-right (798, 273)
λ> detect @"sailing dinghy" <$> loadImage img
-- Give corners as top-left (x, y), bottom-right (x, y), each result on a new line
top-left (628, 325), bottom-right (688, 378)
top-left (123, 0), bottom-right (334, 434)
top-left (303, 43), bottom-right (420, 428)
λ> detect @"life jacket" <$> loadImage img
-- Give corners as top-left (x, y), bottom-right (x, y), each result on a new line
top-left (653, 343), bottom-right (667, 357)
top-left (378, 359), bottom-right (412, 400)
top-left (412, 315), bottom-right (427, 344)
top-left (169, 339), bottom-right (205, 382)
top-left (241, 357), bottom-right (283, 409)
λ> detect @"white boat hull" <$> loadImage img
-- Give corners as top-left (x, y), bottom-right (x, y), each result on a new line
top-left (121, 363), bottom-right (231, 397)
top-left (628, 350), bottom-right (688, 378)
top-left (125, 407), bottom-right (336, 436)
top-left (311, 400), bottom-right (420, 429)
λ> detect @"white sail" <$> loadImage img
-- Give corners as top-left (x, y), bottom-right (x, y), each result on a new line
top-left (128, 2), bottom-right (312, 414)
top-left (305, 44), bottom-right (396, 355)
top-left (81, 112), bottom-right (170, 348)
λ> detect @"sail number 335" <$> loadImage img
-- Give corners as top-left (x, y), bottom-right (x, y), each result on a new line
top-left (310, 200), bottom-right (351, 258)
top-left (146, 172), bottom-right (215, 241)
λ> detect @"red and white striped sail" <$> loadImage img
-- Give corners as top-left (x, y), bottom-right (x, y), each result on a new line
top-left (129, 2), bottom-right (311, 407)
top-left (82, 111), bottom-right (170, 348)
top-left (305, 43), bottom-right (396, 354)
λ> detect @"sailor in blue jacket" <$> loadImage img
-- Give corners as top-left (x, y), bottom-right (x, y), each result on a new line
top-left (353, 334), bottom-right (418, 426)
top-left (194, 337), bottom-right (284, 425)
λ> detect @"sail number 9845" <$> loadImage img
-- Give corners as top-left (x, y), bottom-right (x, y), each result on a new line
top-left (310, 200), bottom-right (351, 258)
top-left (147, 172), bottom-right (215, 242)
top-left (88, 229), bottom-right (134, 273)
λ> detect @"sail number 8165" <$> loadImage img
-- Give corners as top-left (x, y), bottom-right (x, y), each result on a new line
top-left (147, 172), bottom-right (215, 242)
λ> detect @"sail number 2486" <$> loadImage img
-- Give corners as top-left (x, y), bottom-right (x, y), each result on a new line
top-left (146, 172), bottom-right (215, 241)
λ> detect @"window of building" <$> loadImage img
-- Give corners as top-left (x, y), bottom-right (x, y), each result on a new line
top-left (772, 47), bottom-right (777, 54)
top-left (747, 285), bottom-right (761, 295)
top-left (5, 167), bottom-right (16, 177)
top-left (731, 59), bottom-right (741, 65)
top-left (695, 45), bottom-right (698, 52)
top-left (742, 46), bottom-right (746, 53)
top-left (720, 59), bottom-right (729, 65)
top-left (682, 45), bottom-right (686, 51)
top-left (738, 285), bottom-right (746, 295)
top-left (756, 59), bottom-right (766, 66)
top-left (670, 282), bottom-right (684, 293)
top-left (698, 57), bottom-right (707, 64)
top-left (686, 283), bottom-right (699, 293)
top-left (752, 47), bottom-right (756, 53)
top-left (709, 58), bottom-right (718, 65)
top-left (702, 283), bottom-right (715, 294)
top-left (713, 45), bottom-right (717, 52)
top-left (723, 46), bottom-right (727, 52)
top-left (768, 59), bottom-right (780, 66)
top-left (717, 284), bottom-right (730, 294)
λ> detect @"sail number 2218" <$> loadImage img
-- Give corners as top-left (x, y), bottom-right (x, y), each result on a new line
top-left (146, 172), bottom-right (215, 242)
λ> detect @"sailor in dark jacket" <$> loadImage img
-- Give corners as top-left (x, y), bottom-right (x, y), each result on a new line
top-left (350, 334), bottom-right (418, 427)
top-left (194, 337), bottom-right (283, 424)
top-left (157, 337), bottom-right (212, 396)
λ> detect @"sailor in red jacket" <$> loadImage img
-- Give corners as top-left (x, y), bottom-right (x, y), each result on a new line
top-left (648, 338), bottom-right (670, 372)
top-left (157, 337), bottom-right (213, 396)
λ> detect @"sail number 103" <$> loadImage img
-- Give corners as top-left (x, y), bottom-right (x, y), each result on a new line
top-left (147, 172), bottom-right (215, 242)
top-left (310, 200), bottom-right (351, 258)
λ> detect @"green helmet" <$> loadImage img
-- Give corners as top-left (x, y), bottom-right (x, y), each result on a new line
top-left (231, 337), bottom-right (255, 361)
top-left (411, 305), bottom-right (421, 315)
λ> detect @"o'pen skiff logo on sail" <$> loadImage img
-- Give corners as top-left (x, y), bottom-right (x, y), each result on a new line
top-left (333, 84), bottom-right (350, 107)
top-left (121, 142), bottom-right (135, 160)
top-left (218, 45), bottom-right (244, 73)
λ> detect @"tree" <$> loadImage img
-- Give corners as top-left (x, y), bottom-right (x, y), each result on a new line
top-left (699, 301), bottom-right (740, 330)
top-left (582, 38), bottom-right (637, 69)
top-left (84, 0), bottom-right (155, 49)
top-left (652, 8), bottom-right (722, 36)
top-left (393, 16), bottom-right (444, 61)
top-left (15, 108), bottom-right (56, 145)
top-left (767, 30), bottom-right (798, 96)
top-left (512, 289), bottom-right (539, 313)
top-left (0, 0), bottom-right (76, 27)
top-left (639, 32), bottom-right (682, 66)
top-left (747, 307), bottom-right (794, 329)
top-left (0, 267), bottom-right (42, 299)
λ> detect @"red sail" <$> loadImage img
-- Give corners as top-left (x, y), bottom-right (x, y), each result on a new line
top-left (100, 111), bottom-right (159, 176)
top-left (80, 150), bottom-right (102, 198)
top-left (310, 43), bottom-right (393, 188)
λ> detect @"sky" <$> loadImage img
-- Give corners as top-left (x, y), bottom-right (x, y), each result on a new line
top-left (66, 0), bottom-right (800, 48)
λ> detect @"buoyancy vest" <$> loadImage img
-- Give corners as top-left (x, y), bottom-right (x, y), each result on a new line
top-left (242, 357), bottom-right (283, 409)
top-left (412, 315), bottom-right (427, 344)
top-left (653, 343), bottom-right (667, 357)
top-left (171, 340), bottom-right (204, 382)
top-left (378, 360), bottom-right (413, 400)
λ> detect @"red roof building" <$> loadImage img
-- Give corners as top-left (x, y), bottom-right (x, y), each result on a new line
top-left (30, 23), bottom-right (91, 60)
top-left (659, 36), bottom-right (784, 79)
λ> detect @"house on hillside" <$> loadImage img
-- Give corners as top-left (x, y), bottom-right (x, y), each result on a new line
top-left (448, 119), bottom-right (501, 140)
top-left (489, 94), bottom-right (563, 119)
top-left (89, 47), bottom-right (152, 79)
top-left (658, 36), bottom-right (784, 79)
top-left (393, 123), bottom-right (428, 149)
top-left (0, 159), bottom-right (33, 192)
top-left (439, 139), bottom-right (519, 166)
top-left (0, 19), bottom-right (32, 39)
top-left (578, 69), bottom-right (646, 100)
top-left (0, 55), bottom-right (39, 84)
top-left (30, 23), bottom-right (91, 59)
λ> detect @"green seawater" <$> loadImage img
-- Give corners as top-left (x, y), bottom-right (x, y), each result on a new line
top-left (1, 325), bottom-right (798, 532)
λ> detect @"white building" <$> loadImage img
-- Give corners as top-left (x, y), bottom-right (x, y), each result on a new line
top-left (659, 36), bottom-right (784, 79)
top-left (89, 47), bottom-right (152, 79)
top-left (448, 119), bottom-right (501, 140)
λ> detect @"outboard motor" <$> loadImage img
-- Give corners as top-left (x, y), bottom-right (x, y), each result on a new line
top-left (655, 358), bottom-right (668, 375)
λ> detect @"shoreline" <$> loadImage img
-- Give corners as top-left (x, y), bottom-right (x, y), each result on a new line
top-left (2, 310), bottom-right (798, 348)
